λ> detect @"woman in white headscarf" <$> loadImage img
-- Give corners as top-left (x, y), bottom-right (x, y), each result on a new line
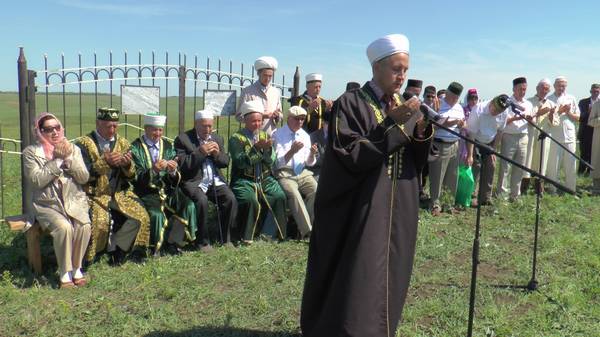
top-left (22, 113), bottom-right (91, 288)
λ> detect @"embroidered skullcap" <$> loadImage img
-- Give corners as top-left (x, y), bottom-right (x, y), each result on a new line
top-left (305, 73), bottom-right (323, 83)
top-left (143, 112), bottom-right (166, 127)
top-left (239, 100), bottom-right (265, 118)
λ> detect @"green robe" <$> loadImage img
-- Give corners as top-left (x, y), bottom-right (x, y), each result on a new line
top-left (130, 137), bottom-right (198, 251)
top-left (229, 129), bottom-right (287, 240)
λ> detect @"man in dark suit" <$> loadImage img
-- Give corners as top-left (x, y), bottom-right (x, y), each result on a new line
top-left (308, 111), bottom-right (330, 182)
top-left (578, 83), bottom-right (600, 175)
top-left (174, 110), bottom-right (238, 248)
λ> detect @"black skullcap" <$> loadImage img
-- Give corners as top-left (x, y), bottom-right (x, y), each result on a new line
top-left (406, 79), bottom-right (423, 89)
top-left (423, 85), bottom-right (436, 95)
top-left (447, 82), bottom-right (464, 96)
top-left (513, 77), bottom-right (527, 86)
top-left (345, 82), bottom-right (361, 91)
top-left (97, 107), bottom-right (120, 121)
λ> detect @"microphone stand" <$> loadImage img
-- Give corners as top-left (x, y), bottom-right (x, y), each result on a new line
top-left (508, 104), bottom-right (593, 291)
top-left (418, 110), bottom-right (577, 337)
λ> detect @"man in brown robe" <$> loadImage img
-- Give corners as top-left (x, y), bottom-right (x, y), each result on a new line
top-left (301, 33), bottom-right (433, 337)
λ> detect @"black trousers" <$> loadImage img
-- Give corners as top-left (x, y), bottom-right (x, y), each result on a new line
top-left (182, 181), bottom-right (238, 244)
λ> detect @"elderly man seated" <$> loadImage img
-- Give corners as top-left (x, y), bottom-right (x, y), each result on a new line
top-left (130, 113), bottom-right (198, 256)
top-left (272, 106), bottom-right (318, 239)
top-left (229, 100), bottom-right (287, 243)
top-left (174, 110), bottom-right (238, 248)
top-left (76, 108), bottom-right (150, 265)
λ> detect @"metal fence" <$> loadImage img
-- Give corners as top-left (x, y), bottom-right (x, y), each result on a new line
top-left (11, 47), bottom-right (301, 220)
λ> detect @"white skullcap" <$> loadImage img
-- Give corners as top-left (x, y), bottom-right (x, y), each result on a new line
top-left (195, 110), bottom-right (214, 120)
top-left (366, 34), bottom-right (410, 65)
top-left (288, 106), bottom-right (307, 117)
top-left (239, 100), bottom-right (265, 118)
top-left (306, 73), bottom-right (323, 82)
top-left (254, 56), bottom-right (278, 71)
top-left (143, 113), bottom-right (166, 127)
top-left (555, 76), bottom-right (567, 83)
top-left (538, 78), bottom-right (552, 86)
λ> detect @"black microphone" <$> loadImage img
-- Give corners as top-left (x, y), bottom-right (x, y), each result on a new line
top-left (507, 100), bottom-right (525, 114)
top-left (402, 92), bottom-right (443, 122)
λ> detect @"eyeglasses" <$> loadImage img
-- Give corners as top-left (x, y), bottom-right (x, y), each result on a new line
top-left (42, 125), bottom-right (62, 133)
top-left (293, 116), bottom-right (306, 121)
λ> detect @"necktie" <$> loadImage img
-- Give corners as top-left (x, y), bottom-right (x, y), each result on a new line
top-left (292, 133), bottom-right (304, 176)
top-left (382, 94), bottom-right (393, 113)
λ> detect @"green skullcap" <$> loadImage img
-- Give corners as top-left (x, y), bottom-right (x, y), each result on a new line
top-left (97, 107), bottom-right (120, 121)
top-left (492, 94), bottom-right (510, 112)
top-left (447, 82), bottom-right (464, 96)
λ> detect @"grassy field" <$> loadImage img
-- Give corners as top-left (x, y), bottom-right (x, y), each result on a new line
top-left (1, 92), bottom-right (599, 336)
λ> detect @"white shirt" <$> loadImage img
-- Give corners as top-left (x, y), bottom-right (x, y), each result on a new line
top-left (196, 134), bottom-right (225, 193)
top-left (94, 130), bottom-right (115, 153)
top-left (434, 98), bottom-right (465, 141)
top-left (503, 96), bottom-right (533, 134)
top-left (547, 92), bottom-right (580, 143)
top-left (142, 135), bottom-right (160, 163)
top-left (273, 124), bottom-right (316, 174)
top-left (467, 101), bottom-right (508, 144)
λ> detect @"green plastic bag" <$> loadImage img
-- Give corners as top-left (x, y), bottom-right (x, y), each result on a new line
top-left (455, 165), bottom-right (475, 207)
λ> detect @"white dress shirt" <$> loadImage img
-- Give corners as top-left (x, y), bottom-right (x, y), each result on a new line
top-left (503, 96), bottom-right (533, 134)
top-left (547, 92), bottom-right (580, 143)
top-left (197, 134), bottom-right (225, 192)
top-left (142, 135), bottom-right (160, 163)
top-left (467, 101), bottom-right (508, 144)
top-left (434, 98), bottom-right (465, 141)
top-left (94, 130), bottom-right (115, 153)
top-left (273, 124), bottom-right (316, 174)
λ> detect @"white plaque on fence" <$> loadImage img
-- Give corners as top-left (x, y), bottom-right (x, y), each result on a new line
top-left (121, 85), bottom-right (160, 115)
top-left (203, 90), bottom-right (237, 116)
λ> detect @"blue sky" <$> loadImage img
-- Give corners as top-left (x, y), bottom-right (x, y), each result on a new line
top-left (2, 0), bottom-right (600, 101)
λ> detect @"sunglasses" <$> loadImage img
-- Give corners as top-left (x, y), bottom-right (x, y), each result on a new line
top-left (42, 125), bottom-right (62, 133)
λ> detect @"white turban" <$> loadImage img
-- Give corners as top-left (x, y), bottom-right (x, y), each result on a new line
top-left (143, 113), bottom-right (166, 127)
top-left (366, 34), bottom-right (410, 65)
top-left (306, 73), bottom-right (323, 83)
top-left (254, 56), bottom-right (278, 71)
top-left (195, 110), bottom-right (214, 120)
top-left (239, 100), bottom-right (265, 118)
top-left (288, 106), bottom-right (307, 117)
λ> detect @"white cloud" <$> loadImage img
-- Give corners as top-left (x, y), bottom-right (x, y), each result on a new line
top-left (56, 0), bottom-right (179, 17)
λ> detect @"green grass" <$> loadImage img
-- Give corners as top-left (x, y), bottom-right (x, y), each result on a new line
top-left (1, 91), bottom-right (599, 336)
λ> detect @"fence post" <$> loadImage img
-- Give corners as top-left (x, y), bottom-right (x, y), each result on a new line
top-left (27, 70), bottom-right (37, 144)
top-left (178, 65), bottom-right (186, 135)
top-left (293, 65), bottom-right (300, 98)
top-left (17, 47), bottom-right (33, 216)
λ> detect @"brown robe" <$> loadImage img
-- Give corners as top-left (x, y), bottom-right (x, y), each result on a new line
top-left (301, 82), bottom-right (433, 337)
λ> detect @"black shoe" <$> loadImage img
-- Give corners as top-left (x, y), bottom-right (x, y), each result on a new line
top-left (109, 248), bottom-right (126, 266)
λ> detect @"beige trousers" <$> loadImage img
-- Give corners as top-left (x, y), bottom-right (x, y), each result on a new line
top-left (39, 217), bottom-right (91, 275)
top-left (496, 133), bottom-right (528, 198)
top-left (428, 141), bottom-right (459, 208)
top-left (546, 141), bottom-right (577, 192)
top-left (275, 169), bottom-right (317, 236)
